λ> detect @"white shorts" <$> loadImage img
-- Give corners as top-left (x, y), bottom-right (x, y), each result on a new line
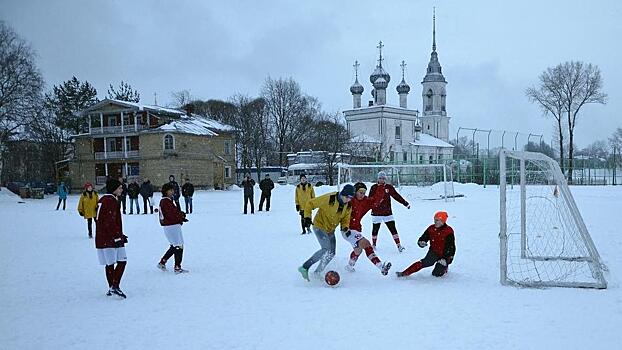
top-left (342, 229), bottom-right (365, 248)
top-left (97, 247), bottom-right (127, 265)
top-left (371, 215), bottom-right (395, 224)
top-left (163, 224), bottom-right (184, 246)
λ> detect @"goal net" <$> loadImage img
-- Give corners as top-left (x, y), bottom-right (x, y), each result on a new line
top-left (337, 164), bottom-right (455, 202)
top-left (499, 150), bottom-right (607, 289)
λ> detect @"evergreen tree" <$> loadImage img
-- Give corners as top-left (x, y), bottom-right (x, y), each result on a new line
top-left (46, 76), bottom-right (98, 139)
top-left (107, 81), bottom-right (140, 102)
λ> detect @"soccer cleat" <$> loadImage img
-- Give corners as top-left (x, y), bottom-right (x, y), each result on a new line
top-left (174, 266), bottom-right (189, 274)
top-left (381, 262), bottom-right (392, 276)
top-left (106, 288), bottom-right (113, 296)
top-left (301, 231), bottom-right (306, 235)
top-left (88, 234), bottom-right (93, 239)
top-left (298, 266), bottom-right (310, 281)
top-left (345, 264), bottom-right (355, 272)
top-left (398, 245), bottom-right (405, 253)
top-left (396, 271), bottom-right (405, 278)
top-left (157, 262), bottom-right (167, 271)
top-left (111, 287), bottom-right (126, 299)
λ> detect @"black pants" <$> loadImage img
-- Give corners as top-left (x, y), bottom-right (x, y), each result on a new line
top-left (56, 198), bottom-right (66, 210)
top-left (142, 196), bottom-right (153, 214)
top-left (420, 250), bottom-right (449, 277)
top-left (118, 196), bottom-right (126, 213)
top-left (87, 218), bottom-right (93, 236)
top-left (299, 210), bottom-right (309, 233)
top-left (259, 193), bottom-right (271, 211)
top-left (244, 194), bottom-right (254, 214)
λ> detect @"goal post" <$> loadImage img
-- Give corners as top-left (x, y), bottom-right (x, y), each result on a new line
top-left (337, 163), bottom-right (455, 202)
top-left (499, 149), bottom-right (607, 289)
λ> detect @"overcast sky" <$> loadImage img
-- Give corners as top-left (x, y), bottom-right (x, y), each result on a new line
top-left (1, 0), bottom-right (621, 148)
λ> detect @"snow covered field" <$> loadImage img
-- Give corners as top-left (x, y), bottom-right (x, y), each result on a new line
top-left (1, 183), bottom-right (620, 349)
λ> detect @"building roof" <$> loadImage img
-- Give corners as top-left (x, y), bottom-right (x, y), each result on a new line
top-left (409, 133), bottom-right (454, 148)
top-left (148, 114), bottom-right (235, 136)
top-left (80, 99), bottom-right (186, 116)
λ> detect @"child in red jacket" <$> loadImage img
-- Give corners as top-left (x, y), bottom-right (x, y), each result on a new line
top-left (396, 211), bottom-right (455, 278)
top-left (96, 178), bottom-right (128, 298)
top-left (157, 182), bottom-right (189, 274)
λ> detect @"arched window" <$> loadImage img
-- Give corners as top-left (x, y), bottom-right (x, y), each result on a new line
top-left (164, 134), bottom-right (175, 150)
top-left (425, 89), bottom-right (433, 111)
top-left (441, 89), bottom-right (446, 112)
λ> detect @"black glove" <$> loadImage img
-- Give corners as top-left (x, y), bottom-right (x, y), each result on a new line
top-left (183, 218), bottom-right (189, 222)
top-left (114, 238), bottom-right (124, 248)
top-left (122, 235), bottom-right (128, 244)
top-left (418, 240), bottom-right (428, 248)
top-left (303, 217), bottom-right (312, 228)
top-left (296, 205), bottom-right (300, 212)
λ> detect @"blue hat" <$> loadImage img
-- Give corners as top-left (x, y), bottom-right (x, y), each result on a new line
top-left (340, 184), bottom-right (355, 198)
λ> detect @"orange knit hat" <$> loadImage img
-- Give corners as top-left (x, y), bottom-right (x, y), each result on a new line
top-left (434, 211), bottom-right (448, 223)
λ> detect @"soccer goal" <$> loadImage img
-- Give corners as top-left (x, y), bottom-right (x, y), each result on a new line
top-left (499, 149), bottom-right (607, 289)
top-left (337, 163), bottom-right (455, 202)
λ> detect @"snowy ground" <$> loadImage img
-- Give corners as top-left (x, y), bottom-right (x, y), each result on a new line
top-left (1, 183), bottom-right (620, 349)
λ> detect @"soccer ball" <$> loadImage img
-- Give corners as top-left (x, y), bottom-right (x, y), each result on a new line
top-left (325, 270), bottom-right (340, 286)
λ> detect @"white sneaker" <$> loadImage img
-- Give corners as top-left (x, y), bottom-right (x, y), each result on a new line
top-left (398, 245), bottom-right (405, 253)
top-left (345, 264), bottom-right (355, 272)
top-left (380, 262), bottom-right (392, 275)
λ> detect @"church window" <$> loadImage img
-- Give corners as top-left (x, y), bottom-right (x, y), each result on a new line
top-left (425, 89), bottom-right (433, 111)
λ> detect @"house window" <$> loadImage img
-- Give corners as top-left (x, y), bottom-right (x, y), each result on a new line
top-left (164, 134), bottom-right (175, 150)
top-left (429, 155), bottom-right (434, 163)
top-left (395, 125), bottom-right (401, 140)
top-left (224, 166), bottom-right (231, 178)
top-left (108, 116), bottom-right (117, 126)
top-left (389, 151), bottom-right (394, 162)
top-left (224, 140), bottom-right (231, 155)
top-left (402, 152), bottom-right (407, 162)
top-left (427, 125), bottom-right (430, 130)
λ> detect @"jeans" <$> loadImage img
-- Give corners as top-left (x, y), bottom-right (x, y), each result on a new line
top-left (142, 196), bottom-right (153, 214)
top-left (129, 198), bottom-right (140, 214)
top-left (302, 227), bottom-right (336, 273)
top-left (184, 196), bottom-right (193, 214)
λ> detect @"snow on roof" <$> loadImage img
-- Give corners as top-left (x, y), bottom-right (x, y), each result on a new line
top-left (152, 116), bottom-right (219, 136)
top-left (350, 133), bottom-right (381, 144)
top-left (81, 99), bottom-right (185, 116)
top-left (190, 114), bottom-right (236, 132)
top-left (409, 133), bottom-right (454, 148)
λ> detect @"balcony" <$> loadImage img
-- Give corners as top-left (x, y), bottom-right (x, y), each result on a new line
top-left (91, 124), bottom-right (146, 135)
top-left (94, 150), bottom-right (139, 160)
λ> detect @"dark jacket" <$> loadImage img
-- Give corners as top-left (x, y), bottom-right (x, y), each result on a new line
top-left (368, 183), bottom-right (409, 216)
top-left (95, 194), bottom-right (124, 249)
top-left (169, 181), bottom-right (180, 200)
top-left (259, 178), bottom-right (274, 194)
top-left (418, 224), bottom-right (456, 263)
top-left (127, 183), bottom-right (140, 199)
top-left (139, 181), bottom-right (154, 198)
top-left (119, 182), bottom-right (128, 198)
top-left (182, 182), bottom-right (195, 197)
top-left (241, 178), bottom-right (255, 196)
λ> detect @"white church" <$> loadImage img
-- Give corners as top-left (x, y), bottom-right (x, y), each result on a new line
top-left (344, 14), bottom-right (454, 164)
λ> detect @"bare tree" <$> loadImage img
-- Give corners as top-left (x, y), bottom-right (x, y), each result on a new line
top-left (311, 113), bottom-right (350, 186)
top-left (558, 62), bottom-right (607, 182)
top-left (526, 65), bottom-right (566, 171)
top-left (0, 21), bottom-right (45, 179)
top-left (261, 77), bottom-right (310, 166)
top-left (171, 90), bottom-right (192, 108)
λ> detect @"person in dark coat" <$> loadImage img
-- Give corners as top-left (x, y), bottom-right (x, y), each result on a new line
top-left (168, 175), bottom-right (181, 209)
top-left (181, 178), bottom-right (195, 214)
top-left (241, 174), bottom-right (255, 214)
top-left (127, 179), bottom-right (140, 214)
top-left (117, 176), bottom-right (128, 214)
top-left (258, 174), bottom-right (275, 212)
top-left (139, 178), bottom-right (154, 214)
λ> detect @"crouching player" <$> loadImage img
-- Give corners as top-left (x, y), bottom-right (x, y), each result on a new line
top-left (396, 211), bottom-right (455, 278)
top-left (344, 182), bottom-right (391, 275)
top-left (157, 183), bottom-right (189, 274)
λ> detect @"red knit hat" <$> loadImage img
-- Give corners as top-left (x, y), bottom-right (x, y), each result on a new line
top-left (84, 182), bottom-right (93, 189)
top-left (434, 211), bottom-right (448, 223)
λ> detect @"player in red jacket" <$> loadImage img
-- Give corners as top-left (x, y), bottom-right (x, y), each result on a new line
top-left (157, 182), bottom-right (189, 274)
top-left (368, 171), bottom-right (410, 252)
top-left (396, 211), bottom-right (456, 278)
top-left (95, 178), bottom-right (128, 298)
top-left (343, 182), bottom-right (391, 275)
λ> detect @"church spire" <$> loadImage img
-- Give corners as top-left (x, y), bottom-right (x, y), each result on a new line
top-left (432, 7), bottom-right (436, 52)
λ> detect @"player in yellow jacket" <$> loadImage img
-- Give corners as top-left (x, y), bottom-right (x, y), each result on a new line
top-left (297, 184), bottom-right (355, 281)
top-left (294, 174), bottom-right (315, 235)
top-left (78, 182), bottom-right (99, 239)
